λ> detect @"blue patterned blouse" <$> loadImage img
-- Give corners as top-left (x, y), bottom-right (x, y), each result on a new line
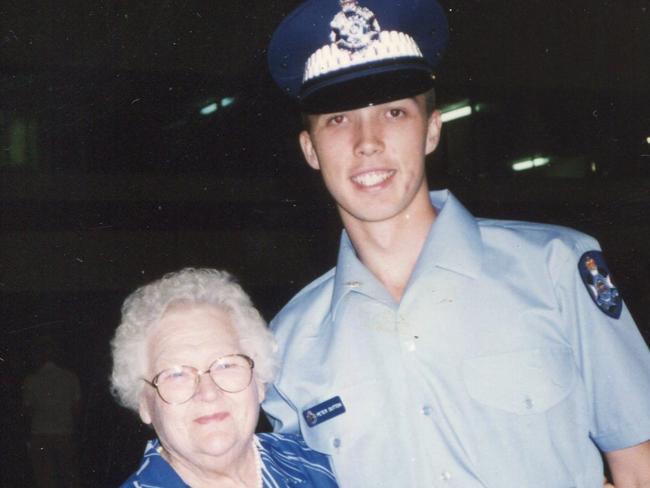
top-left (120, 433), bottom-right (338, 487)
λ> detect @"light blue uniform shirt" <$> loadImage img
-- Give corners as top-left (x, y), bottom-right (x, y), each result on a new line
top-left (263, 190), bottom-right (650, 488)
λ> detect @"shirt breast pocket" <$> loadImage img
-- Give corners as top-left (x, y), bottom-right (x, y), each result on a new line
top-left (298, 379), bottom-right (381, 455)
top-left (462, 347), bottom-right (577, 415)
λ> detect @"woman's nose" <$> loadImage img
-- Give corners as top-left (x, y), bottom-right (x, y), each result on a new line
top-left (194, 372), bottom-right (222, 401)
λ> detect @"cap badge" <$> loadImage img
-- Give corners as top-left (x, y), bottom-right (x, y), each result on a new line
top-left (330, 0), bottom-right (380, 53)
top-left (303, 0), bottom-right (424, 83)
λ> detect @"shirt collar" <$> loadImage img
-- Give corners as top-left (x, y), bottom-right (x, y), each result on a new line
top-left (255, 435), bottom-right (294, 486)
top-left (138, 440), bottom-right (191, 487)
top-left (331, 230), bottom-right (397, 317)
top-left (410, 189), bottom-right (483, 282)
top-left (330, 190), bottom-right (483, 317)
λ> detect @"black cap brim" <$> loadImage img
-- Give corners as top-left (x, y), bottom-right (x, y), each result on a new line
top-left (300, 59), bottom-right (435, 114)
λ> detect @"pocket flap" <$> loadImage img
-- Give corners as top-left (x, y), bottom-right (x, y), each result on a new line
top-left (462, 347), bottom-right (577, 415)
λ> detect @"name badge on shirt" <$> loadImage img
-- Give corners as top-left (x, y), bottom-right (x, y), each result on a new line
top-left (303, 396), bottom-right (346, 427)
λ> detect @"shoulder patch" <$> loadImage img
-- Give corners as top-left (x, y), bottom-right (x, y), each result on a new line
top-left (578, 251), bottom-right (622, 319)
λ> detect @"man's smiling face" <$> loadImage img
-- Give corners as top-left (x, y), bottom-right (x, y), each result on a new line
top-left (299, 94), bottom-right (441, 227)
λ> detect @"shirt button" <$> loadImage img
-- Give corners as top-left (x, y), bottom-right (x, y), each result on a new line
top-left (421, 405), bottom-right (433, 416)
top-left (524, 396), bottom-right (534, 410)
top-left (332, 438), bottom-right (341, 448)
top-left (440, 471), bottom-right (452, 481)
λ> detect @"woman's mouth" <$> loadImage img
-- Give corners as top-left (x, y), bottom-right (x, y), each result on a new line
top-left (194, 412), bottom-right (230, 424)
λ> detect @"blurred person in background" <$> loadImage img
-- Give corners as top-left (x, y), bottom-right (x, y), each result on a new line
top-left (23, 335), bottom-right (81, 488)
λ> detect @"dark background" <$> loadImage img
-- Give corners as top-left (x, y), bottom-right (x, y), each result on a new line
top-left (1, 0), bottom-right (649, 486)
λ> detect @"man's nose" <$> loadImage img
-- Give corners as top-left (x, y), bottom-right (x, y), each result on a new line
top-left (354, 118), bottom-right (383, 157)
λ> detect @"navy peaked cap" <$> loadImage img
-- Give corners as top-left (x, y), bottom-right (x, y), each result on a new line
top-left (268, 0), bottom-right (448, 113)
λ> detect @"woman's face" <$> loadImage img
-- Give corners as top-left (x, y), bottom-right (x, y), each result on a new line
top-left (138, 302), bottom-right (264, 470)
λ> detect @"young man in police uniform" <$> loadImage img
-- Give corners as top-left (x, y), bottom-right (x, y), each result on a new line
top-left (262, 0), bottom-right (650, 486)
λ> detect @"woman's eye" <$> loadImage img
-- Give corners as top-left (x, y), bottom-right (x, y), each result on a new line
top-left (169, 372), bottom-right (185, 380)
top-left (213, 362), bottom-right (235, 370)
top-left (159, 368), bottom-right (190, 382)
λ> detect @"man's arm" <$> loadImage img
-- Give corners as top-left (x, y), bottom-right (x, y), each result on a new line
top-left (605, 440), bottom-right (650, 488)
top-left (261, 383), bottom-right (301, 434)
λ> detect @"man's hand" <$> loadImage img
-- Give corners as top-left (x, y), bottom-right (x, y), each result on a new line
top-left (605, 440), bottom-right (650, 488)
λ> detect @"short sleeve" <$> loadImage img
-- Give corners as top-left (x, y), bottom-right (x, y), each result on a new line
top-left (554, 237), bottom-right (650, 452)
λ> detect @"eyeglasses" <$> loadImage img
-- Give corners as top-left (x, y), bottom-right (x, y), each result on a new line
top-left (143, 354), bottom-right (254, 405)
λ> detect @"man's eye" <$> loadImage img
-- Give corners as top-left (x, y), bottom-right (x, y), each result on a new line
top-left (327, 114), bottom-right (346, 125)
top-left (387, 108), bottom-right (405, 118)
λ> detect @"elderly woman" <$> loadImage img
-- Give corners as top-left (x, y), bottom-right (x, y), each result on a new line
top-left (111, 268), bottom-right (338, 487)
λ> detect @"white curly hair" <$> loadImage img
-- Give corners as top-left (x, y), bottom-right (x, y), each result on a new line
top-left (110, 268), bottom-right (279, 412)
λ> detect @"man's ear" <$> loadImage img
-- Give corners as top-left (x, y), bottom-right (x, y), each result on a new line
top-left (299, 130), bottom-right (321, 170)
top-left (425, 110), bottom-right (442, 156)
top-left (139, 394), bottom-right (153, 425)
